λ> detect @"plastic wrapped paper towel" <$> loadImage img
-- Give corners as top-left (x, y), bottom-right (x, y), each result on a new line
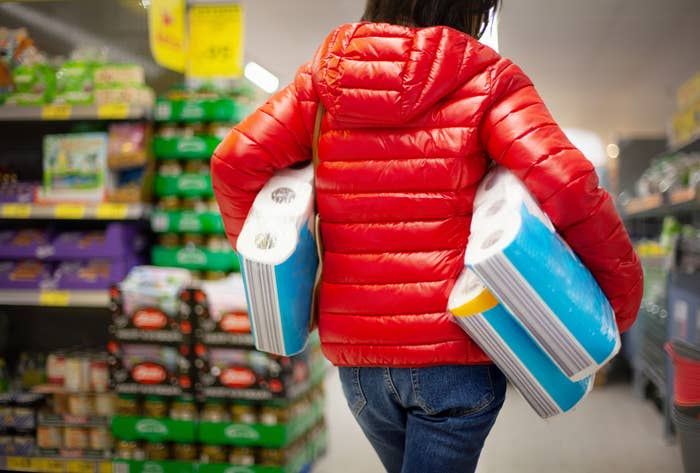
top-left (237, 166), bottom-right (318, 356)
top-left (449, 269), bottom-right (593, 418)
top-left (466, 167), bottom-right (620, 380)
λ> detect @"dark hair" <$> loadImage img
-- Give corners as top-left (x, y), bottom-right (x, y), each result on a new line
top-left (362, 0), bottom-right (500, 39)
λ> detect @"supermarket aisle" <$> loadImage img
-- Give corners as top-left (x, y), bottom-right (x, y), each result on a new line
top-left (314, 368), bottom-right (683, 473)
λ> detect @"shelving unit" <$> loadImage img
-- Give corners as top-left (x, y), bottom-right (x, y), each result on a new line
top-left (0, 202), bottom-right (150, 220)
top-left (623, 185), bottom-right (700, 220)
top-left (0, 289), bottom-right (109, 307)
top-left (0, 456), bottom-right (111, 473)
top-left (0, 103), bottom-right (150, 121)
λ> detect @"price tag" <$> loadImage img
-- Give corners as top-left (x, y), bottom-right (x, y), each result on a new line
top-left (38, 458), bottom-right (64, 473)
top-left (42, 104), bottom-right (73, 120)
top-left (187, 4), bottom-right (244, 78)
top-left (40, 290), bottom-right (71, 306)
top-left (98, 103), bottom-right (130, 119)
top-left (96, 203), bottom-right (129, 219)
top-left (1, 203), bottom-right (32, 218)
top-left (6, 456), bottom-right (33, 471)
top-left (98, 462), bottom-right (112, 473)
top-left (66, 460), bottom-right (94, 473)
top-left (54, 204), bottom-right (86, 219)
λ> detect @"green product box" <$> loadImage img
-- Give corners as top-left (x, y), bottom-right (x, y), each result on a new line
top-left (151, 210), bottom-right (224, 234)
top-left (55, 59), bottom-right (96, 104)
top-left (154, 173), bottom-right (214, 198)
top-left (151, 245), bottom-right (240, 272)
top-left (113, 460), bottom-right (196, 473)
top-left (153, 136), bottom-right (221, 160)
top-left (10, 63), bottom-right (56, 104)
top-left (198, 398), bottom-right (324, 448)
top-left (154, 98), bottom-right (241, 123)
top-left (111, 416), bottom-right (197, 442)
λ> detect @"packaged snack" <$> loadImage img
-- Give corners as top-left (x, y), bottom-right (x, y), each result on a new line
top-left (108, 123), bottom-right (148, 169)
top-left (94, 64), bottom-right (144, 85)
top-left (40, 133), bottom-right (108, 203)
top-left (55, 59), bottom-right (95, 105)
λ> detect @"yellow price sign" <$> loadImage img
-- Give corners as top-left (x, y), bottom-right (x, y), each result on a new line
top-left (42, 104), bottom-right (73, 120)
top-left (40, 290), bottom-right (71, 306)
top-left (66, 460), bottom-right (94, 473)
top-left (96, 203), bottom-right (129, 219)
top-left (1, 203), bottom-right (32, 218)
top-left (6, 457), bottom-right (33, 471)
top-left (98, 103), bottom-right (130, 119)
top-left (98, 461), bottom-right (112, 473)
top-left (54, 204), bottom-right (86, 219)
top-left (36, 458), bottom-right (64, 473)
top-left (149, 0), bottom-right (187, 72)
top-left (187, 3), bottom-right (244, 78)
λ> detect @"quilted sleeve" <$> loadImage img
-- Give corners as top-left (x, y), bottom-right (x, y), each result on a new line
top-left (479, 58), bottom-right (643, 332)
top-left (211, 63), bottom-right (318, 249)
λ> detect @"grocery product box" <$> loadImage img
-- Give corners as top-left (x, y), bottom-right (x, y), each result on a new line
top-left (191, 275), bottom-right (253, 347)
top-left (110, 266), bottom-right (192, 344)
top-left (55, 259), bottom-right (137, 290)
top-left (112, 416), bottom-right (196, 443)
top-left (193, 345), bottom-right (313, 401)
top-left (108, 342), bottom-right (193, 397)
top-left (0, 260), bottom-right (54, 289)
top-left (39, 133), bottom-right (108, 203)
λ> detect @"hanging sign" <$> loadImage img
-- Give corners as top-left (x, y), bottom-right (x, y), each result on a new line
top-left (187, 3), bottom-right (244, 78)
top-left (149, 0), bottom-right (187, 72)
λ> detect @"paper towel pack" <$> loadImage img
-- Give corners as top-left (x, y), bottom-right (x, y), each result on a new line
top-left (237, 166), bottom-right (318, 356)
top-left (449, 270), bottom-right (593, 418)
top-left (466, 167), bottom-right (620, 381)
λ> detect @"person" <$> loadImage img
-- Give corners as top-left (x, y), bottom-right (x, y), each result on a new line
top-left (211, 1), bottom-right (644, 471)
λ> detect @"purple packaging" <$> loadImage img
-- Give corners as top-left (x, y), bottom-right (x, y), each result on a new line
top-left (0, 229), bottom-right (54, 260)
top-left (51, 223), bottom-right (141, 260)
top-left (0, 182), bottom-right (37, 203)
top-left (54, 258), bottom-right (140, 290)
top-left (0, 260), bottom-right (54, 289)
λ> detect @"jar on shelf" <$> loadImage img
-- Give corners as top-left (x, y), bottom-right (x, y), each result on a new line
top-left (201, 399), bottom-right (229, 423)
top-left (200, 444), bottom-right (227, 463)
top-left (158, 161), bottom-right (183, 177)
top-left (173, 442), bottom-right (198, 461)
top-left (182, 233), bottom-right (204, 247)
top-left (230, 402), bottom-right (258, 424)
top-left (159, 233), bottom-right (180, 248)
top-left (158, 196), bottom-right (181, 211)
top-left (170, 396), bottom-right (197, 421)
top-left (143, 396), bottom-right (168, 418)
top-left (145, 441), bottom-right (170, 460)
top-left (229, 447), bottom-right (256, 466)
top-left (260, 404), bottom-right (288, 425)
top-left (37, 425), bottom-right (62, 449)
top-left (116, 394), bottom-right (140, 416)
top-left (67, 393), bottom-right (92, 417)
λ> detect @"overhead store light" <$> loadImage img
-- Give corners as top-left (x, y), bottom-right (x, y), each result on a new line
top-left (244, 62), bottom-right (279, 94)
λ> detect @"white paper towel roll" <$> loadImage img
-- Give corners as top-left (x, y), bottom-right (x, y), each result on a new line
top-left (449, 269), bottom-right (593, 418)
top-left (466, 167), bottom-right (620, 381)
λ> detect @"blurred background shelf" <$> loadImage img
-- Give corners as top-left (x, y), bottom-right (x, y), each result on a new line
top-left (0, 103), bottom-right (150, 122)
top-left (0, 289), bottom-right (109, 307)
top-left (0, 202), bottom-right (150, 220)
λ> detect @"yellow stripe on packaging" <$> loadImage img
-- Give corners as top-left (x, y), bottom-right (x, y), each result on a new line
top-left (450, 288), bottom-right (499, 317)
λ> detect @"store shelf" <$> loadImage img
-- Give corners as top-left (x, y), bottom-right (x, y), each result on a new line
top-left (662, 133), bottom-right (700, 158)
top-left (0, 289), bottom-right (109, 307)
top-left (622, 185), bottom-right (700, 220)
top-left (0, 456), bottom-right (111, 473)
top-left (0, 103), bottom-right (150, 121)
top-left (0, 202), bottom-right (149, 220)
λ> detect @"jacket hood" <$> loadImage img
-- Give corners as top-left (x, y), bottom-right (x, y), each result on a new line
top-left (311, 22), bottom-right (499, 126)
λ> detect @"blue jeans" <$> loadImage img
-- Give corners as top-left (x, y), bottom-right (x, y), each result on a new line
top-left (338, 365), bottom-right (506, 473)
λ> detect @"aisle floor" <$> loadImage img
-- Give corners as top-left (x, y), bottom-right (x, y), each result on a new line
top-left (314, 367), bottom-right (683, 473)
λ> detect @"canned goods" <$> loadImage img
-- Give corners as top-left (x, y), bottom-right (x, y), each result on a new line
top-left (116, 394), bottom-right (140, 416)
top-left (159, 233), bottom-right (180, 248)
top-left (37, 425), bottom-right (62, 449)
top-left (145, 442), bottom-right (170, 460)
top-left (170, 397), bottom-right (196, 421)
top-left (173, 442), bottom-right (198, 461)
top-left (115, 439), bottom-right (138, 459)
top-left (94, 393), bottom-right (115, 417)
top-left (182, 233), bottom-right (204, 247)
top-left (67, 394), bottom-right (91, 417)
top-left (143, 396), bottom-right (168, 418)
top-left (90, 357), bottom-right (109, 392)
top-left (260, 405), bottom-right (287, 425)
top-left (229, 447), bottom-right (256, 466)
top-left (89, 426), bottom-right (111, 450)
top-left (64, 357), bottom-right (83, 392)
top-left (63, 426), bottom-right (88, 449)
top-left (201, 400), bottom-right (228, 422)
top-left (201, 444), bottom-right (227, 463)
top-left (46, 352), bottom-right (66, 385)
top-left (230, 403), bottom-right (258, 424)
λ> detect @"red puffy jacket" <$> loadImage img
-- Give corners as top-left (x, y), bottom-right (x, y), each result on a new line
top-left (212, 23), bottom-right (643, 367)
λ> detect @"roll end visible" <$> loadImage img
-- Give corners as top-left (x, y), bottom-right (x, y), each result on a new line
top-left (448, 270), bottom-right (499, 317)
